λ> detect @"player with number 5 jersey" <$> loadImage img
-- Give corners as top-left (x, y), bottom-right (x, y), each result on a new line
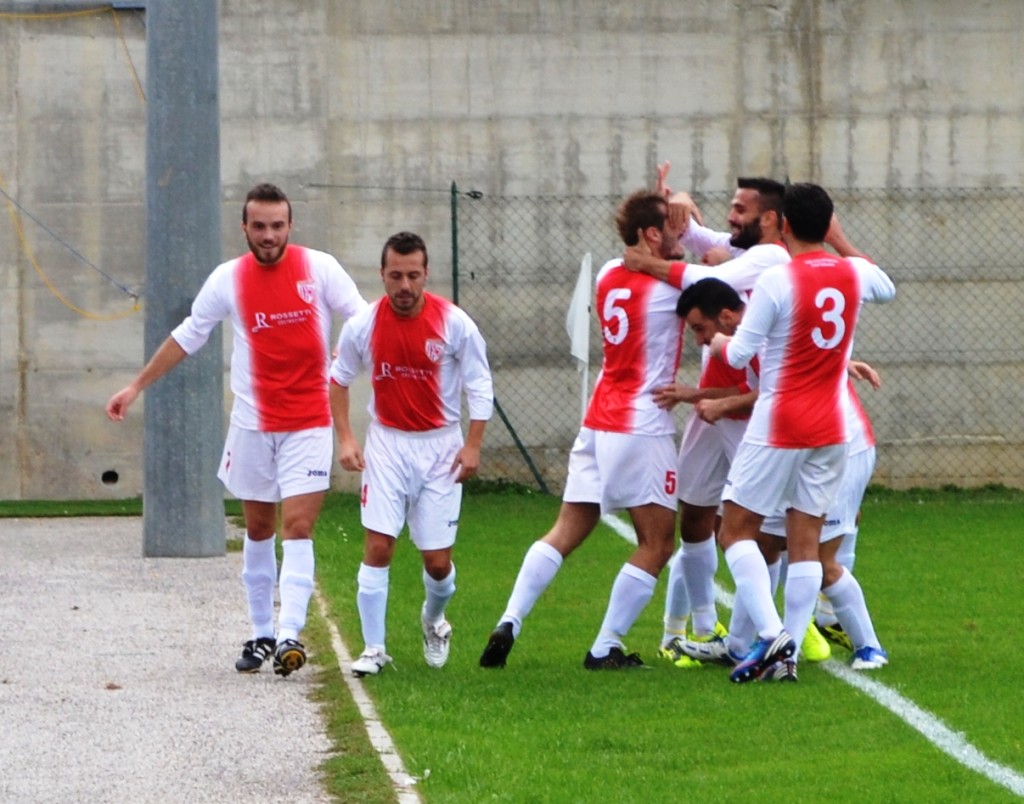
top-left (479, 190), bottom-right (684, 671)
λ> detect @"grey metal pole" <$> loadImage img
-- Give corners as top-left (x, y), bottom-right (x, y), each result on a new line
top-left (143, 0), bottom-right (223, 557)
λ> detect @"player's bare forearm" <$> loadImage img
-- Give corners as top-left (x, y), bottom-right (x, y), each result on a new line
top-left (105, 336), bottom-right (188, 421)
top-left (452, 419), bottom-right (487, 482)
top-left (329, 381), bottom-right (364, 470)
top-left (825, 214), bottom-right (870, 260)
top-left (652, 381), bottom-right (734, 409)
top-left (623, 233), bottom-right (674, 282)
top-left (696, 389), bottom-right (757, 423)
top-left (848, 359), bottom-right (882, 390)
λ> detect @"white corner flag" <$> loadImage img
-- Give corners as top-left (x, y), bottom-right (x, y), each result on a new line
top-left (566, 253), bottom-right (592, 419)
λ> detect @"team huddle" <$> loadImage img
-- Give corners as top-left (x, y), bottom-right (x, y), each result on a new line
top-left (106, 172), bottom-right (894, 684)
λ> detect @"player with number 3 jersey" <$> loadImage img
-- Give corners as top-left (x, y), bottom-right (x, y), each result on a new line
top-left (710, 182), bottom-right (896, 683)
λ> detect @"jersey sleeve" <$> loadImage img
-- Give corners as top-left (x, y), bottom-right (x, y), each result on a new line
top-left (850, 257), bottom-right (896, 304)
top-left (317, 253), bottom-right (369, 319)
top-left (329, 307), bottom-right (372, 387)
top-left (722, 269), bottom-right (784, 370)
top-left (170, 263), bottom-right (233, 355)
top-left (452, 310), bottom-right (494, 421)
top-left (679, 244), bottom-right (787, 295)
top-left (680, 219), bottom-right (739, 258)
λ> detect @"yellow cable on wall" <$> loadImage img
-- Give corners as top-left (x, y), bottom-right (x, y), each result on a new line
top-left (0, 172), bottom-right (141, 322)
top-left (0, 8), bottom-right (145, 320)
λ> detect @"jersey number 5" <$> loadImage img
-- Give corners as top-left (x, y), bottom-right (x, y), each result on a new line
top-left (812, 287), bottom-right (847, 350)
top-left (602, 288), bottom-right (632, 345)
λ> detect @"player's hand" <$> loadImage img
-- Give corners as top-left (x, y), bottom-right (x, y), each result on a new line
top-left (701, 246), bottom-right (733, 266)
top-left (106, 386), bottom-right (139, 421)
top-left (709, 332), bottom-right (730, 360)
top-left (695, 398), bottom-right (727, 424)
top-left (656, 161), bottom-right (673, 199)
top-left (848, 360), bottom-right (882, 390)
top-left (667, 191), bottom-right (701, 231)
top-left (624, 229), bottom-right (656, 271)
top-left (339, 439), bottom-right (365, 472)
top-left (652, 382), bottom-right (701, 410)
top-left (451, 444), bottom-right (480, 483)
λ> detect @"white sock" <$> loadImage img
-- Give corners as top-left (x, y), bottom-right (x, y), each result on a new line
top-left (500, 541), bottom-right (562, 638)
top-left (357, 563), bottom-right (390, 650)
top-left (837, 530), bottom-right (858, 573)
top-left (661, 547), bottom-right (690, 645)
top-left (277, 539), bottom-right (315, 642)
top-left (767, 557), bottom-right (782, 596)
top-left (823, 568), bottom-right (880, 649)
top-left (422, 564), bottom-right (456, 625)
top-left (726, 593), bottom-right (757, 658)
top-left (590, 563), bottom-right (657, 658)
top-left (682, 537), bottom-right (719, 635)
top-left (725, 557), bottom-right (781, 657)
top-left (815, 591), bottom-right (838, 627)
top-left (725, 541), bottom-right (783, 639)
top-left (782, 560), bottom-right (823, 651)
top-left (241, 534), bottom-right (277, 640)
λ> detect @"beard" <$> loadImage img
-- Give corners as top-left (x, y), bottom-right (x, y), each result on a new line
top-left (246, 235), bottom-right (288, 265)
top-left (730, 218), bottom-right (762, 250)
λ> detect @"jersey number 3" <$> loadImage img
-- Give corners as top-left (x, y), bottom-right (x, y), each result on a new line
top-left (812, 287), bottom-right (847, 350)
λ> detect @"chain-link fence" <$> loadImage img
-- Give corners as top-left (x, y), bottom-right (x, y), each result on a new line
top-left (452, 185), bottom-right (1024, 492)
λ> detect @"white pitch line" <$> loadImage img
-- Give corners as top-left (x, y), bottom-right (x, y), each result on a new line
top-left (822, 661), bottom-right (1024, 797)
top-left (313, 587), bottom-right (422, 804)
top-left (600, 515), bottom-right (1024, 798)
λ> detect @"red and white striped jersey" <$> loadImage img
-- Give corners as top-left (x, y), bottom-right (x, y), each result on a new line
top-left (171, 245), bottom-right (367, 432)
top-left (583, 259), bottom-right (683, 435)
top-left (721, 252), bottom-right (895, 448)
top-left (330, 291), bottom-right (493, 431)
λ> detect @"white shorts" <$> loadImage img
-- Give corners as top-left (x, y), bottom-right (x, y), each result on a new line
top-left (676, 411), bottom-right (747, 508)
top-left (723, 441), bottom-right (848, 519)
top-left (217, 425), bottom-right (333, 502)
top-left (562, 428), bottom-right (677, 514)
top-left (762, 447), bottom-right (875, 541)
top-left (361, 422), bottom-right (463, 551)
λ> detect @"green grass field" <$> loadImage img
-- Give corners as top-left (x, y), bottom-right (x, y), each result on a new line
top-left (5, 488), bottom-right (1020, 802)
top-left (308, 485), bottom-right (1024, 803)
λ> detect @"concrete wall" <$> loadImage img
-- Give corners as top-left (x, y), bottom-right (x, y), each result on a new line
top-left (1, 1), bottom-right (1023, 499)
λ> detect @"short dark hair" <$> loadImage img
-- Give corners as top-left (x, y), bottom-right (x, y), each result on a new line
top-left (676, 278), bottom-right (743, 320)
top-left (783, 182), bottom-right (834, 242)
top-left (737, 177), bottom-right (785, 221)
top-left (381, 231), bottom-right (428, 268)
top-left (243, 183), bottom-right (291, 223)
top-left (615, 190), bottom-right (668, 246)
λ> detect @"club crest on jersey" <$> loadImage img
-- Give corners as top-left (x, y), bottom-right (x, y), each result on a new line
top-left (296, 280), bottom-right (317, 305)
top-left (425, 339), bottom-right (445, 363)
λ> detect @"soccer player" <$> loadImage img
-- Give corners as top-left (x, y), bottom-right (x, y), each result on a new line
top-left (653, 278), bottom-right (758, 665)
top-left (329, 231), bottom-right (494, 677)
top-left (671, 281), bottom-right (889, 672)
top-left (479, 189), bottom-right (684, 670)
top-left (708, 182), bottom-right (895, 683)
top-left (106, 183), bottom-right (368, 677)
